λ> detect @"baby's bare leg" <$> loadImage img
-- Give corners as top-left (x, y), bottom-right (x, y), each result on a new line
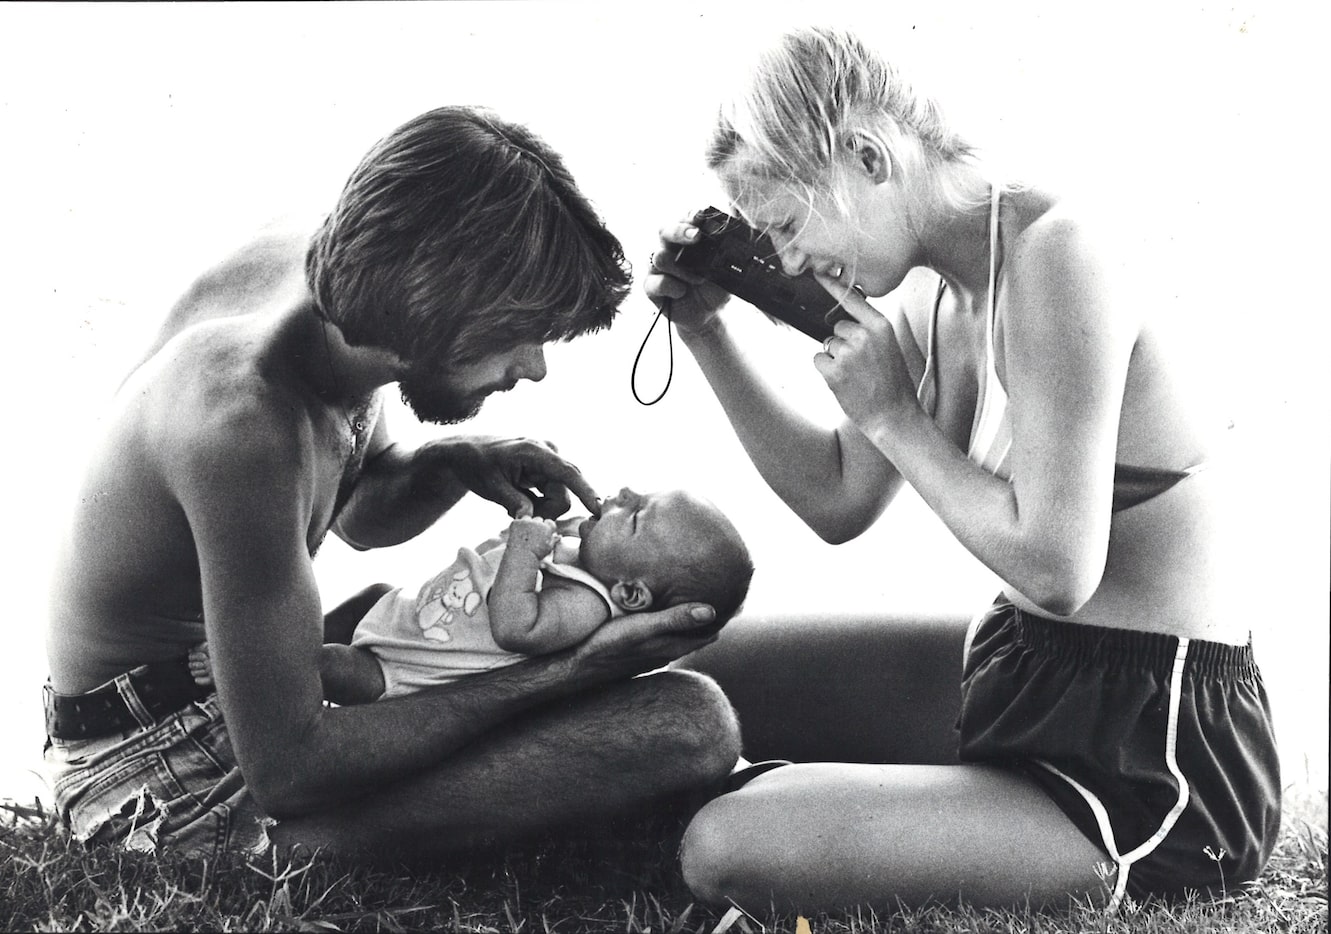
top-left (190, 639), bottom-right (384, 702)
top-left (324, 584), bottom-right (394, 645)
top-left (188, 643), bottom-right (214, 688)
top-left (320, 644), bottom-right (387, 705)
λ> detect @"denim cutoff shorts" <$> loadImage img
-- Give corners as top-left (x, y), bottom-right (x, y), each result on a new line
top-left (44, 675), bottom-right (270, 858)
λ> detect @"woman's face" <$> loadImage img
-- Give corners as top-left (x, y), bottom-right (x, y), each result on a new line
top-left (721, 157), bottom-right (917, 299)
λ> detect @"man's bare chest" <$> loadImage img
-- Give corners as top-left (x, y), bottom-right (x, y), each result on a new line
top-left (313, 393), bottom-right (381, 553)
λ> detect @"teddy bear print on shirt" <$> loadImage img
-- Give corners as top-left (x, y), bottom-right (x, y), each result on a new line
top-left (415, 567), bottom-right (483, 642)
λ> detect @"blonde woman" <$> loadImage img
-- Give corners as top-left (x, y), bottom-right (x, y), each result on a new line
top-left (648, 26), bottom-right (1279, 912)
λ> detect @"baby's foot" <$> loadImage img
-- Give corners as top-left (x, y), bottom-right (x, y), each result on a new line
top-left (187, 642), bottom-right (214, 688)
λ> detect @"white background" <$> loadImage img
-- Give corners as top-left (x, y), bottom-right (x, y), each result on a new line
top-left (1, 1), bottom-right (1326, 803)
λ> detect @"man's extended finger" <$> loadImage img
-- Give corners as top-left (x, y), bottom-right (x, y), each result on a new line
top-left (531, 486), bottom-right (572, 520)
top-left (564, 473), bottom-right (600, 516)
top-left (536, 463), bottom-right (599, 516)
top-left (524, 443), bottom-right (599, 513)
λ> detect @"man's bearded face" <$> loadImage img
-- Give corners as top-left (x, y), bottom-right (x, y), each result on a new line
top-left (397, 367), bottom-right (485, 425)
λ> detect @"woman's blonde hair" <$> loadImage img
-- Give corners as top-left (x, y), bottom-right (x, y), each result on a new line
top-left (707, 26), bottom-right (991, 224)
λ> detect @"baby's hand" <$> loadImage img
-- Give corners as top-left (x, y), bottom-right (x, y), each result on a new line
top-left (506, 516), bottom-right (559, 559)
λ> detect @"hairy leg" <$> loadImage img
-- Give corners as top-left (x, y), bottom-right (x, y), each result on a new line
top-left (319, 644), bottom-right (386, 706)
top-left (681, 762), bottom-right (1111, 912)
top-left (677, 612), bottom-right (971, 764)
top-left (268, 669), bottom-right (740, 857)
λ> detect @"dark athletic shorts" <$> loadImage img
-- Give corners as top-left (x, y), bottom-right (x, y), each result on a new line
top-left (957, 601), bottom-right (1281, 906)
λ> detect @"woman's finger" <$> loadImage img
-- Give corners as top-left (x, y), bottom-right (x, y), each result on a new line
top-left (657, 221), bottom-right (702, 247)
top-left (814, 273), bottom-right (880, 324)
top-left (648, 247), bottom-right (708, 287)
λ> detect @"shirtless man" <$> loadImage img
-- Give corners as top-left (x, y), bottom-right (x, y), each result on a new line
top-left (44, 105), bottom-right (739, 859)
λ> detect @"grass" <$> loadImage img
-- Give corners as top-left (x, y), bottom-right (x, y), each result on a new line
top-left (1, 785), bottom-right (1325, 933)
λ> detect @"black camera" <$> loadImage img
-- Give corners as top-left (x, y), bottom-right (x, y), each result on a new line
top-left (672, 206), bottom-right (849, 342)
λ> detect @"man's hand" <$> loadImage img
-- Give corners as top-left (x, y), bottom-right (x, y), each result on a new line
top-left (438, 436), bottom-right (601, 519)
top-left (571, 602), bottom-right (721, 681)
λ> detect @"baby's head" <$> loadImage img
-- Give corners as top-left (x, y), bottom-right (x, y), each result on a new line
top-left (576, 488), bottom-right (753, 624)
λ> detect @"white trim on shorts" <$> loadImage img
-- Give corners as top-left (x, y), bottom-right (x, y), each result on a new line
top-left (1031, 637), bottom-right (1193, 911)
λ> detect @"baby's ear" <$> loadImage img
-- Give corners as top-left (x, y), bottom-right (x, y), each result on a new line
top-left (609, 580), bottom-right (653, 612)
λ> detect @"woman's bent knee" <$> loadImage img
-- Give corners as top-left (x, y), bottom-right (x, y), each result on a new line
top-left (680, 793), bottom-right (764, 905)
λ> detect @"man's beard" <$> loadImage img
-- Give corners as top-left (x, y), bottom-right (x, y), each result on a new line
top-left (397, 371), bottom-right (485, 425)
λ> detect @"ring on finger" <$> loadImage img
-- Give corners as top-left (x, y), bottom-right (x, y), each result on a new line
top-left (822, 336), bottom-right (835, 355)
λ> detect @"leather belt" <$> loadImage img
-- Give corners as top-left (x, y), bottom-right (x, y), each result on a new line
top-left (44, 656), bottom-right (212, 740)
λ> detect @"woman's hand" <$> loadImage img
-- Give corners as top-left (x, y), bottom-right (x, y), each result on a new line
top-left (643, 219), bottom-right (732, 335)
top-left (813, 277), bottom-right (921, 433)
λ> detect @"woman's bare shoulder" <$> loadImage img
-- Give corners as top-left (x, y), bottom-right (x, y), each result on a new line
top-left (1007, 185), bottom-right (1124, 267)
top-left (1005, 188), bottom-right (1128, 310)
top-left (1003, 187), bottom-right (1142, 355)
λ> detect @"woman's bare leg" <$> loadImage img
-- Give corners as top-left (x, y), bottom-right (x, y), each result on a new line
top-left (675, 612), bottom-right (1109, 910)
top-left (681, 762), bottom-right (1111, 912)
top-left (677, 612), bottom-right (971, 764)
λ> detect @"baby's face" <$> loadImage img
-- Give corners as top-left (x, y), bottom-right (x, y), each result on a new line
top-left (577, 487), bottom-right (719, 585)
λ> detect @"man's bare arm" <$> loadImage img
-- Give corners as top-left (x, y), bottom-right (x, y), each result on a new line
top-left (335, 426), bottom-right (601, 550)
top-left (331, 412), bottom-right (468, 551)
top-left (170, 407), bottom-right (713, 819)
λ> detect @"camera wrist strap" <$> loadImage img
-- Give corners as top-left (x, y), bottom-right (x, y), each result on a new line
top-left (630, 298), bottom-right (674, 406)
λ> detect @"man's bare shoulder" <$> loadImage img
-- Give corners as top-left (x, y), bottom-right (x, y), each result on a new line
top-left (129, 230), bottom-right (314, 377)
top-left (178, 229), bottom-right (312, 309)
top-left (128, 320), bottom-right (317, 487)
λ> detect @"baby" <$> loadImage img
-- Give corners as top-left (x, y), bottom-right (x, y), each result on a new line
top-left (192, 487), bottom-right (753, 704)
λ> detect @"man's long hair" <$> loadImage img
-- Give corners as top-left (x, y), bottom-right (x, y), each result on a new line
top-left (307, 105), bottom-right (631, 364)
